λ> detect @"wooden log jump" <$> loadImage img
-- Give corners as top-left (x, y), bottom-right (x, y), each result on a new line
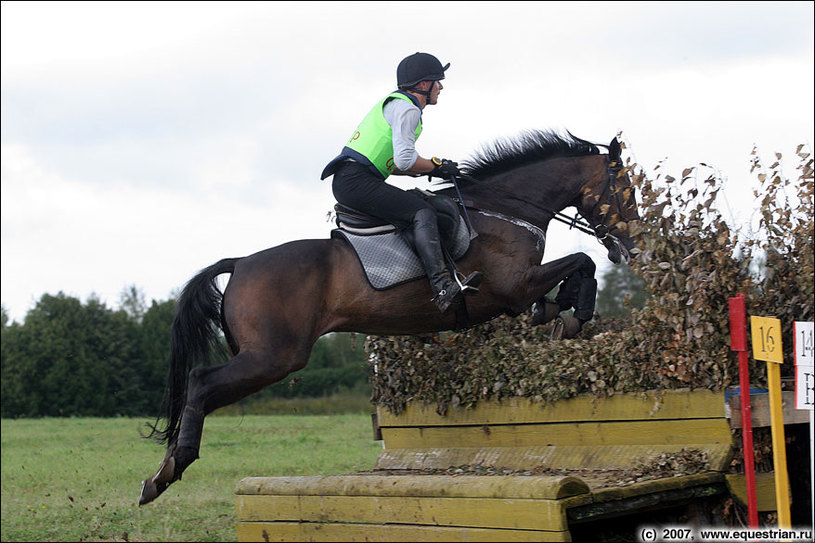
top-left (235, 388), bottom-right (777, 541)
top-left (236, 474), bottom-right (589, 541)
top-left (374, 389), bottom-right (734, 473)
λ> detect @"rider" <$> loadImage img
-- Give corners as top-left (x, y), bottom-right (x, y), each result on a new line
top-left (321, 52), bottom-right (482, 313)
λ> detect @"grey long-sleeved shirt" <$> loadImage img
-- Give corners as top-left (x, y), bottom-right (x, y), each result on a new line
top-left (383, 97), bottom-right (422, 171)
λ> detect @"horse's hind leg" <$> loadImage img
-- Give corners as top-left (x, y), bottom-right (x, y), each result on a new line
top-left (139, 343), bottom-right (311, 505)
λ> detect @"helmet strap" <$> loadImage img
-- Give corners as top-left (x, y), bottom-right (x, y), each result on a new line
top-left (410, 81), bottom-right (435, 103)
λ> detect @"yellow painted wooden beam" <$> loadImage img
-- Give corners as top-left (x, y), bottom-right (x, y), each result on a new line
top-left (725, 472), bottom-right (790, 512)
top-left (377, 389), bottom-right (726, 428)
top-left (235, 494), bottom-right (571, 531)
top-left (379, 418), bottom-right (732, 450)
top-left (236, 474), bottom-right (589, 500)
top-left (236, 521), bottom-right (571, 542)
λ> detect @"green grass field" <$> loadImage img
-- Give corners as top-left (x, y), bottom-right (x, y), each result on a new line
top-left (1, 413), bottom-right (382, 541)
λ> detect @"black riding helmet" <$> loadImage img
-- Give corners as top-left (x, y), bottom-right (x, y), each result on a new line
top-left (397, 52), bottom-right (449, 95)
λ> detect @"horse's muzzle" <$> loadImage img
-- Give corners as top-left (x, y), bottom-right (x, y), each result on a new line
top-left (604, 235), bottom-right (634, 265)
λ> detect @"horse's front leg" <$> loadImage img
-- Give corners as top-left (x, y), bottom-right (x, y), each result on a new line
top-left (523, 252), bottom-right (597, 337)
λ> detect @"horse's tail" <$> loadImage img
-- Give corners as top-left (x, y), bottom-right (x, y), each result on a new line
top-left (144, 257), bottom-right (239, 445)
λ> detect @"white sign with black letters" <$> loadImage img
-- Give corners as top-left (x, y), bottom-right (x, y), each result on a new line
top-left (794, 321), bottom-right (814, 410)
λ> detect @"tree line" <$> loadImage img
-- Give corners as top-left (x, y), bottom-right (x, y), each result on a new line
top-left (1, 264), bottom-right (643, 419)
top-left (0, 287), bottom-right (370, 418)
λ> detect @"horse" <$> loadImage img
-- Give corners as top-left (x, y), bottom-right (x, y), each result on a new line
top-left (138, 130), bottom-right (640, 505)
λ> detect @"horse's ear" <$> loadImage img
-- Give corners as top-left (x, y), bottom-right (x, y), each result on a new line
top-left (609, 138), bottom-right (621, 160)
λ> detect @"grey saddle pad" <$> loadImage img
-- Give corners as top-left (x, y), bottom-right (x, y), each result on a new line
top-left (331, 215), bottom-right (472, 290)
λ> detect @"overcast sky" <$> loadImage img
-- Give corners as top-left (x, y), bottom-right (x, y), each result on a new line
top-left (2, 1), bottom-right (813, 323)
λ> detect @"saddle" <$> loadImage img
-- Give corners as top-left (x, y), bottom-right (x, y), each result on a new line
top-left (333, 204), bottom-right (398, 236)
top-left (330, 192), bottom-right (473, 291)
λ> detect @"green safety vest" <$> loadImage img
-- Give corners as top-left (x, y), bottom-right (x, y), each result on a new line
top-left (344, 92), bottom-right (423, 179)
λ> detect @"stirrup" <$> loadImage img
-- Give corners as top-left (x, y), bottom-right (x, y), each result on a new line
top-left (454, 271), bottom-right (483, 294)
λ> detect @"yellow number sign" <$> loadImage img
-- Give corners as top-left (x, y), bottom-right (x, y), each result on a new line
top-left (750, 316), bottom-right (784, 364)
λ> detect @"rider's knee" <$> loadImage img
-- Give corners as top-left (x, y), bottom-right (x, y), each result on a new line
top-left (412, 206), bottom-right (438, 225)
top-left (432, 196), bottom-right (459, 219)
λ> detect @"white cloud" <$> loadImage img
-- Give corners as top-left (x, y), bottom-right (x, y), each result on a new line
top-left (1, 142), bottom-right (337, 322)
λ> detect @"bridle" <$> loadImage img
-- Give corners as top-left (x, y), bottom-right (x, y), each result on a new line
top-left (573, 154), bottom-right (638, 244)
top-left (451, 153), bottom-right (638, 247)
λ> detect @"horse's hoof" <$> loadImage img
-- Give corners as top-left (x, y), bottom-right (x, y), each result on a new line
top-left (139, 473), bottom-right (171, 506)
top-left (551, 315), bottom-right (582, 340)
top-left (533, 301), bottom-right (560, 326)
top-left (138, 455), bottom-right (176, 506)
top-left (559, 315), bottom-right (583, 339)
top-left (139, 478), bottom-right (159, 506)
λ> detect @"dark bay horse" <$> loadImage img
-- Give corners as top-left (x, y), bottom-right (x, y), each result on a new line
top-left (138, 130), bottom-right (640, 505)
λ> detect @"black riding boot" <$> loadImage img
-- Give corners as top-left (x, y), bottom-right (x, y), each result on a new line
top-left (411, 208), bottom-right (481, 313)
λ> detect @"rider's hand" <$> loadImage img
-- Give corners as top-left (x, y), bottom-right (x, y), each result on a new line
top-left (429, 157), bottom-right (461, 180)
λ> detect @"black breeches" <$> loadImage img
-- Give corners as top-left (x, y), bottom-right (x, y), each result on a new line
top-left (331, 161), bottom-right (433, 230)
